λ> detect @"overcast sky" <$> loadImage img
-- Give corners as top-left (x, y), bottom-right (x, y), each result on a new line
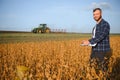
top-left (0, 0), bottom-right (120, 33)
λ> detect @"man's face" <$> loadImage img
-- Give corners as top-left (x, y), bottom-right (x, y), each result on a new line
top-left (93, 10), bottom-right (102, 21)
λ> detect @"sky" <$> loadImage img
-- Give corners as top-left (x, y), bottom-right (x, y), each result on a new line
top-left (0, 0), bottom-right (120, 33)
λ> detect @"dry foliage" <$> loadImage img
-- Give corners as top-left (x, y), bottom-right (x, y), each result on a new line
top-left (0, 37), bottom-right (120, 80)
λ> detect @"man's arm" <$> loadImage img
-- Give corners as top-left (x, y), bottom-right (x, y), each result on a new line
top-left (89, 23), bottom-right (110, 44)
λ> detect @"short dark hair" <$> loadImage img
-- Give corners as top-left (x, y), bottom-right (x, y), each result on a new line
top-left (93, 8), bottom-right (102, 12)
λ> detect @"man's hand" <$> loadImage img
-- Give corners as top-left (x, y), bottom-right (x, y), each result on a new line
top-left (81, 40), bottom-right (90, 46)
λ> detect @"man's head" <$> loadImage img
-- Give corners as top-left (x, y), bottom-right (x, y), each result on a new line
top-left (93, 8), bottom-right (102, 22)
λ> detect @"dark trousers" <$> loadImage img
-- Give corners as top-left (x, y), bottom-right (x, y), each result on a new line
top-left (89, 50), bottom-right (112, 74)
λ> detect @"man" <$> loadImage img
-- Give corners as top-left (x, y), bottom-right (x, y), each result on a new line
top-left (82, 8), bottom-right (112, 77)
